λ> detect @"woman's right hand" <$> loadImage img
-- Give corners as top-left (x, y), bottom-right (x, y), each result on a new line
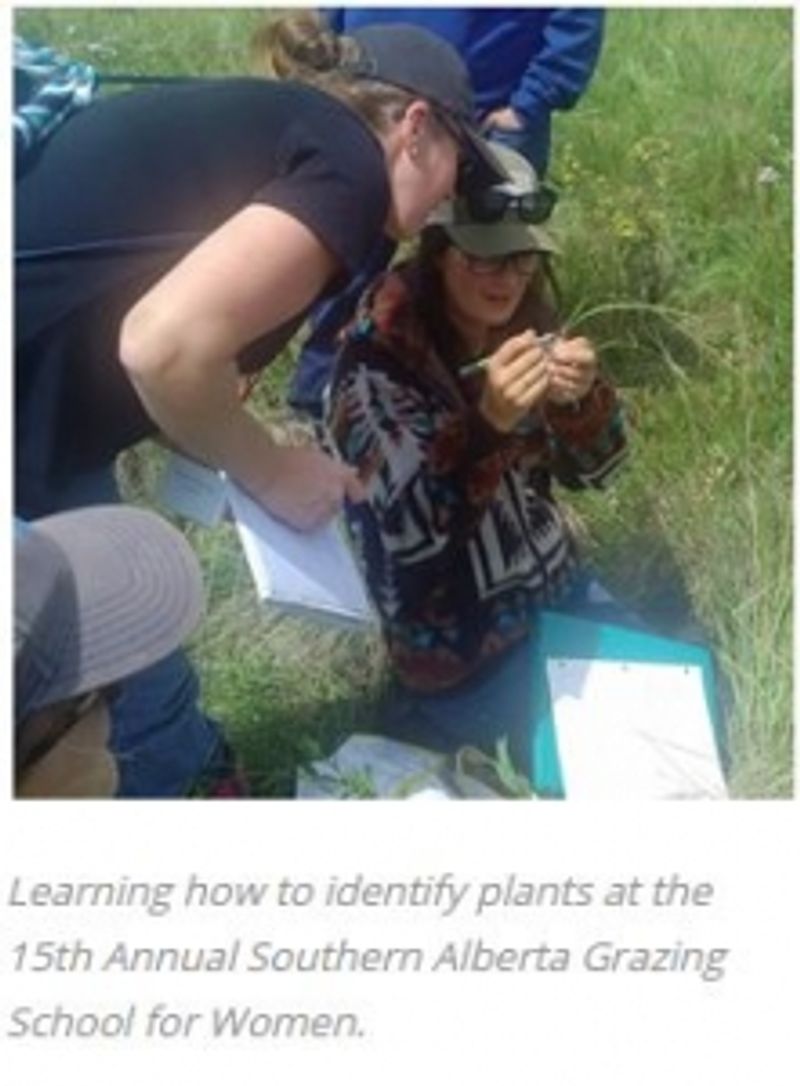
top-left (250, 444), bottom-right (366, 532)
top-left (478, 330), bottom-right (551, 433)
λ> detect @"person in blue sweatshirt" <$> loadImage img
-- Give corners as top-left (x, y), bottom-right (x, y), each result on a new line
top-left (285, 7), bottom-right (605, 417)
top-left (326, 8), bottom-right (605, 176)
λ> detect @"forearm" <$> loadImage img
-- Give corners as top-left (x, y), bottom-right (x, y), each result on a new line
top-left (132, 364), bottom-right (279, 497)
top-left (119, 295), bottom-right (278, 489)
top-left (125, 340), bottom-right (366, 531)
top-left (116, 205), bottom-right (358, 528)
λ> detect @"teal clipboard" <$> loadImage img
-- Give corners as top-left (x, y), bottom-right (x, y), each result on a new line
top-left (531, 611), bottom-right (726, 797)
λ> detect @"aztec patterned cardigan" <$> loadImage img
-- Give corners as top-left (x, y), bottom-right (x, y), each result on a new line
top-left (326, 263), bottom-right (628, 692)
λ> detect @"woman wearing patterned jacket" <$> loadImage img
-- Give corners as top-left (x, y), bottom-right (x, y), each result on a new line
top-left (326, 144), bottom-right (629, 768)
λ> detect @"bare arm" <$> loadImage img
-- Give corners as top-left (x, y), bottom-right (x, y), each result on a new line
top-left (120, 204), bottom-right (363, 529)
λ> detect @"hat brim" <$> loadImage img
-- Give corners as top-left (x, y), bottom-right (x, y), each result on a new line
top-left (28, 506), bottom-right (204, 711)
top-left (456, 124), bottom-right (511, 192)
top-left (444, 220), bottom-right (558, 257)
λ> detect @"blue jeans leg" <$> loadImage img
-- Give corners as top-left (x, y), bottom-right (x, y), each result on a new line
top-left (383, 636), bottom-right (536, 777)
top-left (380, 575), bottom-right (646, 777)
top-left (108, 650), bottom-right (222, 797)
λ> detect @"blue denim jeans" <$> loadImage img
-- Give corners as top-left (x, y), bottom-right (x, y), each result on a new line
top-left (15, 459), bottom-right (224, 797)
top-left (107, 650), bottom-right (221, 797)
top-left (381, 573), bottom-right (645, 777)
top-left (485, 114), bottom-right (551, 178)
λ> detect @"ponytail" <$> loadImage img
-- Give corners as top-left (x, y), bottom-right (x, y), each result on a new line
top-left (250, 12), bottom-right (414, 137)
top-left (251, 10), bottom-right (357, 81)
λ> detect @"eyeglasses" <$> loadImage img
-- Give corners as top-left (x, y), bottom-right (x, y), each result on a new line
top-left (457, 250), bottom-right (540, 278)
top-left (463, 184), bottom-right (558, 225)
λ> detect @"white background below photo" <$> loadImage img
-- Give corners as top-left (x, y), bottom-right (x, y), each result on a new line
top-left (0, 805), bottom-right (798, 1084)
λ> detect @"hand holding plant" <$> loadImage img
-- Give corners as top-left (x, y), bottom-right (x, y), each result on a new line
top-left (478, 330), bottom-right (551, 432)
top-left (545, 335), bottom-right (597, 406)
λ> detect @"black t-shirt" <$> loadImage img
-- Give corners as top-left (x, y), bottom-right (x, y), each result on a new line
top-left (15, 78), bottom-right (390, 478)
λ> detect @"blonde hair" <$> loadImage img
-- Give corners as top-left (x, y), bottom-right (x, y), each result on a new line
top-left (250, 11), bottom-right (415, 136)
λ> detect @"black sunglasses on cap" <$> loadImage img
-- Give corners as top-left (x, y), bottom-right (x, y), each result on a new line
top-left (463, 184), bottom-right (559, 225)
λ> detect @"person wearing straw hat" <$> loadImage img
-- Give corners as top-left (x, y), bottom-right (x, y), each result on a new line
top-left (326, 143), bottom-right (630, 772)
top-left (14, 505), bottom-right (220, 798)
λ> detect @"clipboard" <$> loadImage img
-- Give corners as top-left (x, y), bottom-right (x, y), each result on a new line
top-left (530, 611), bottom-right (727, 798)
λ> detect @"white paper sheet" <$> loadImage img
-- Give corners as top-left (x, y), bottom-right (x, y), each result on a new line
top-left (157, 452), bottom-right (229, 527)
top-left (296, 734), bottom-right (449, 799)
top-left (546, 658), bottom-right (727, 800)
top-left (227, 483), bottom-right (374, 627)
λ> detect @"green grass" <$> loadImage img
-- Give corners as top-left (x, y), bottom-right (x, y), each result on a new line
top-left (16, 8), bottom-right (792, 797)
top-left (552, 9), bottom-right (792, 797)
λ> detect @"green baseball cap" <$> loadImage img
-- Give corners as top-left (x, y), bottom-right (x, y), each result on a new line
top-left (435, 142), bottom-right (559, 256)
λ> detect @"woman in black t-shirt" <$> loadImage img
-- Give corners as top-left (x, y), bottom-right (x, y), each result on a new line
top-left (14, 13), bottom-right (505, 798)
top-left (17, 12), bottom-right (505, 531)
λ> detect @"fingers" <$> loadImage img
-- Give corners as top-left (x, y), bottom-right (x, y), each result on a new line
top-left (548, 364), bottom-right (594, 402)
top-left (549, 335), bottom-right (593, 364)
top-left (515, 370), bottom-right (551, 410)
top-left (548, 376), bottom-right (586, 405)
top-left (303, 465), bottom-right (364, 528)
top-left (489, 331), bottom-right (548, 384)
top-left (480, 331), bottom-right (598, 428)
top-left (548, 337), bottom-right (596, 376)
top-left (491, 329), bottom-right (541, 365)
top-left (547, 336), bottom-right (596, 401)
top-left (256, 446), bottom-right (363, 531)
top-left (479, 332), bottom-right (554, 430)
top-left (504, 357), bottom-right (550, 402)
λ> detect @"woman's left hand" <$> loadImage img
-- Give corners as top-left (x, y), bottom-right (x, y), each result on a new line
top-left (545, 336), bottom-right (598, 406)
